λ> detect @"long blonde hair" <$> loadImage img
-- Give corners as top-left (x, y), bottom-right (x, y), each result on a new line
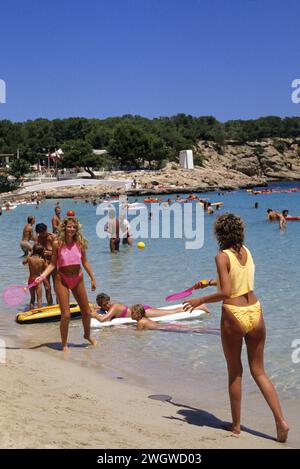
top-left (57, 216), bottom-right (88, 250)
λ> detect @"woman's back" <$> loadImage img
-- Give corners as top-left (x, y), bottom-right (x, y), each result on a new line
top-left (110, 302), bottom-right (128, 318)
top-left (222, 245), bottom-right (255, 298)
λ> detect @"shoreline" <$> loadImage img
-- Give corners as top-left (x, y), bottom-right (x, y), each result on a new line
top-left (1, 334), bottom-right (299, 449)
top-left (1, 176), bottom-right (299, 204)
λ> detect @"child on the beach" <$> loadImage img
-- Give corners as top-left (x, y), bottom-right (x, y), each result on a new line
top-left (183, 213), bottom-right (289, 442)
top-left (91, 293), bottom-right (210, 323)
top-left (130, 304), bottom-right (159, 330)
top-left (23, 244), bottom-right (47, 309)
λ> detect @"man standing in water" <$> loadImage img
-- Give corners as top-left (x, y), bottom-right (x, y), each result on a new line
top-left (106, 210), bottom-right (120, 253)
top-left (279, 209), bottom-right (289, 231)
top-left (120, 213), bottom-right (133, 246)
top-left (267, 208), bottom-right (280, 221)
top-left (52, 205), bottom-right (61, 234)
top-left (20, 216), bottom-right (35, 256)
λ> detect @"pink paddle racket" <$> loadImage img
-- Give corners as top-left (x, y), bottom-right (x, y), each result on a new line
top-left (165, 280), bottom-right (209, 302)
top-left (3, 280), bottom-right (37, 307)
top-left (165, 286), bottom-right (195, 302)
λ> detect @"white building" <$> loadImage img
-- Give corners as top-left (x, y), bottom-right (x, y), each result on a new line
top-left (0, 153), bottom-right (14, 168)
top-left (179, 150), bottom-right (194, 169)
top-left (92, 149), bottom-right (107, 156)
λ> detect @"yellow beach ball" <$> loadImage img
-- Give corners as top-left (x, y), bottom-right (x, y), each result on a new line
top-left (137, 241), bottom-right (145, 250)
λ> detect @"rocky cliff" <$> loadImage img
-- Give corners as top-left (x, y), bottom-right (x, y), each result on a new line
top-left (197, 137), bottom-right (300, 180)
top-left (102, 138), bottom-right (300, 193)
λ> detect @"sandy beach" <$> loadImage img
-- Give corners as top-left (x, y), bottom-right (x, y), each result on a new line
top-left (0, 336), bottom-right (298, 449)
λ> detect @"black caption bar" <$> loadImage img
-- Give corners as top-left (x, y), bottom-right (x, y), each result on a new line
top-left (0, 449), bottom-right (296, 466)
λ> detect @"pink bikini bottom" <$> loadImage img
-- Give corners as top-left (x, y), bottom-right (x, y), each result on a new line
top-left (59, 271), bottom-right (83, 290)
top-left (119, 304), bottom-right (152, 318)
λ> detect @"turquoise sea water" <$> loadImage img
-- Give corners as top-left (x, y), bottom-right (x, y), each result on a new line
top-left (0, 182), bottom-right (299, 402)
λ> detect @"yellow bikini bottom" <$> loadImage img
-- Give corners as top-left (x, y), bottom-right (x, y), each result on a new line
top-left (223, 301), bottom-right (261, 334)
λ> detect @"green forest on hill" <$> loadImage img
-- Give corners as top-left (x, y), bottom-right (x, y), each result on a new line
top-left (1, 115), bottom-right (300, 180)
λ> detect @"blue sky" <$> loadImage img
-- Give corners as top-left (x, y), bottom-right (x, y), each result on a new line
top-left (0, 0), bottom-right (300, 122)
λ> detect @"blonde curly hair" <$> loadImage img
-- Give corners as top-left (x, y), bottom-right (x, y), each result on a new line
top-left (57, 216), bottom-right (88, 250)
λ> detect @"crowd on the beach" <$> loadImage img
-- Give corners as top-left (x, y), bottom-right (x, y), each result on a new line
top-left (1, 190), bottom-right (47, 213)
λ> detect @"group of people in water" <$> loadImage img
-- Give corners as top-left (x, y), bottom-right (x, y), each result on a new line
top-left (105, 210), bottom-right (133, 253)
top-left (267, 208), bottom-right (289, 230)
top-left (18, 198), bottom-right (289, 443)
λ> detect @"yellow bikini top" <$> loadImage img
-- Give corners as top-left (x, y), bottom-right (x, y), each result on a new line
top-left (219, 245), bottom-right (255, 298)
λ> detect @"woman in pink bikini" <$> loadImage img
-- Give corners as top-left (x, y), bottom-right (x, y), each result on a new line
top-left (36, 216), bottom-right (97, 351)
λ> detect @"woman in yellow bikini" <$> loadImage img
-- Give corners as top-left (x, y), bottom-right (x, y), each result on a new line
top-left (183, 213), bottom-right (289, 443)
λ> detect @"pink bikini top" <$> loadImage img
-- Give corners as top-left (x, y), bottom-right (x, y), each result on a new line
top-left (57, 242), bottom-right (82, 268)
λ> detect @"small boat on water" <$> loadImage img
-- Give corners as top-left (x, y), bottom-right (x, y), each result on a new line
top-left (1, 205), bottom-right (17, 210)
top-left (144, 198), bottom-right (163, 203)
top-left (198, 201), bottom-right (224, 207)
top-left (126, 203), bottom-right (147, 210)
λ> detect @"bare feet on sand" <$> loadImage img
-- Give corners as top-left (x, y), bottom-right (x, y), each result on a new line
top-left (223, 423), bottom-right (240, 436)
top-left (276, 420), bottom-right (289, 443)
top-left (84, 335), bottom-right (97, 346)
top-left (230, 424), bottom-right (240, 436)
